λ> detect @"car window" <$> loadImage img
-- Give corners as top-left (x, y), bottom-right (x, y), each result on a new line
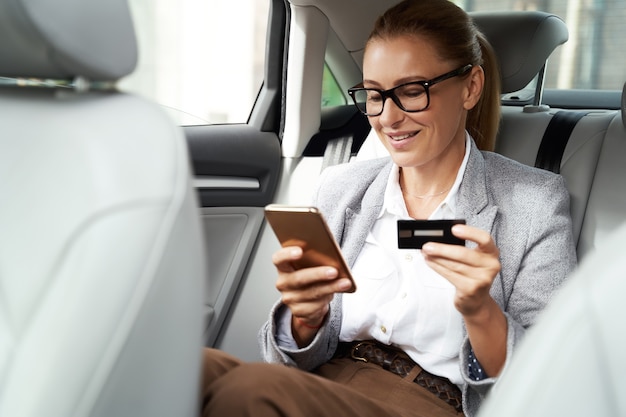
top-left (322, 63), bottom-right (347, 107)
top-left (457, 0), bottom-right (626, 91)
top-left (120, 0), bottom-right (270, 126)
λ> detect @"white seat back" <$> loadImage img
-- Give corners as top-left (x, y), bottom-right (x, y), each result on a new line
top-left (478, 221), bottom-right (626, 417)
top-left (0, 1), bottom-right (207, 416)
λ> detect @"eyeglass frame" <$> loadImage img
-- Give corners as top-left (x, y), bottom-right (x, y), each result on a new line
top-left (347, 64), bottom-right (473, 116)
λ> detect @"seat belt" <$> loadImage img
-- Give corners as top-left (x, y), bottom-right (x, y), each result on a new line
top-left (535, 111), bottom-right (588, 174)
top-left (321, 135), bottom-right (353, 171)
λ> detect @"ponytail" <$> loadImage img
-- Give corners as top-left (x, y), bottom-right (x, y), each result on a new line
top-left (467, 32), bottom-right (501, 151)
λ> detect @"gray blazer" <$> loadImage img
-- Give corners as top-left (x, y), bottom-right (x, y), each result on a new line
top-left (259, 140), bottom-right (577, 416)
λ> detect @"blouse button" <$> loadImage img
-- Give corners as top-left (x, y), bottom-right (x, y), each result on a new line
top-left (381, 325), bottom-right (387, 334)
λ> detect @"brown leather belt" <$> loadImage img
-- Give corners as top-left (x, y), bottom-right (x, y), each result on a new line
top-left (334, 340), bottom-right (463, 413)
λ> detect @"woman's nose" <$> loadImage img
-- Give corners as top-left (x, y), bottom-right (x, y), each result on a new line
top-left (376, 96), bottom-right (405, 126)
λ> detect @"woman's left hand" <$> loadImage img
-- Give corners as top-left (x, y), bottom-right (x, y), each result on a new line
top-left (421, 223), bottom-right (501, 318)
top-left (422, 224), bottom-right (507, 377)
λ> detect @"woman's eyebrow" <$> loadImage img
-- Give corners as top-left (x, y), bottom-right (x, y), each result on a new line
top-left (363, 75), bottom-right (428, 88)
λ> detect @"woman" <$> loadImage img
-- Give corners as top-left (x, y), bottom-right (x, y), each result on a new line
top-left (201, 1), bottom-right (576, 416)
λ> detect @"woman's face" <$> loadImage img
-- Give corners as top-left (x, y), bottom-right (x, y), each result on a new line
top-left (362, 35), bottom-right (483, 171)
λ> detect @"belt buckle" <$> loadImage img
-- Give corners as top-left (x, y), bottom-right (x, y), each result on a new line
top-left (350, 341), bottom-right (369, 363)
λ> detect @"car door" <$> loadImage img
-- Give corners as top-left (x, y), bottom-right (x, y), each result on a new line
top-left (183, 0), bottom-right (288, 350)
top-left (123, 0), bottom-right (376, 361)
top-left (188, 1), bottom-right (370, 359)
top-left (122, 0), bottom-right (287, 355)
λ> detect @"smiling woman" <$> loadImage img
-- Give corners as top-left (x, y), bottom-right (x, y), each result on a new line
top-left (119, 0), bottom-right (270, 125)
top-left (200, 1), bottom-right (577, 416)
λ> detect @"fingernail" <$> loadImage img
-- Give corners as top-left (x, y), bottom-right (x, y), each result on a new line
top-left (452, 224), bottom-right (464, 233)
top-left (325, 267), bottom-right (338, 278)
top-left (290, 247), bottom-right (302, 257)
top-left (338, 279), bottom-right (352, 290)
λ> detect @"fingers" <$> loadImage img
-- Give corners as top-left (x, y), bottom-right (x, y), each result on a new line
top-left (422, 224), bottom-right (498, 264)
top-left (274, 250), bottom-right (340, 291)
top-left (273, 245), bottom-right (352, 289)
top-left (450, 224), bottom-right (497, 253)
top-left (421, 224), bottom-right (501, 298)
top-left (272, 246), bottom-right (303, 272)
top-left (273, 245), bottom-right (352, 322)
top-left (276, 265), bottom-right (345, 293)
top-left (277, 270), bottom-right (350, 323)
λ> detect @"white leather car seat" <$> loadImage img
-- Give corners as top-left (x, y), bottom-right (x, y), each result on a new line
top-left (478, 222), bottom-right (626, 417)
top-left (0, 1), bottom-right (207, 416)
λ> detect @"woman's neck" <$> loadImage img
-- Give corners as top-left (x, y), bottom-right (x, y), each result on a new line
top-left (399, 139), bottom-right (465, 219)
top-left (400, 172), bottom-right (455, 219)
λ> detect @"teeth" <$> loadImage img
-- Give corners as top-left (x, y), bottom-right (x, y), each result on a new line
top-left (390, 133), bottom-right (413, 141)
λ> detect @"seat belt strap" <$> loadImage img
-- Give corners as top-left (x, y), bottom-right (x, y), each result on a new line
top-left (321, 135), bottom-right (353, 171)
top-left (535, 111), bottom-right (588, 174)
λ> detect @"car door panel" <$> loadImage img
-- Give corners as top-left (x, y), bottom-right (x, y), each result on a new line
top-left (201, 207), bottom-right (267, 346)
top-left (185, 124), bottom-right (281, 346)
top-left (187, 125), bottom-right (281, 207)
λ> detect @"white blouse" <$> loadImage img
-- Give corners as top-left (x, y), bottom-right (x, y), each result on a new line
top-left (339, 134), bottom-right (471, 386)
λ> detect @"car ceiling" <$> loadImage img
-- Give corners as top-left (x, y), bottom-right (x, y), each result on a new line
top-left (288, 0), bottom-right (403, 53)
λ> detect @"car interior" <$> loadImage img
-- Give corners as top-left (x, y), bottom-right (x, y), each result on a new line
top-left (211, 0), bottom-right (626, 360)
top-left (1, 0), bottom-right (625, 415)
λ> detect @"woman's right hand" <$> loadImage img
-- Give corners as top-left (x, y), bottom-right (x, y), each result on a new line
top-left (273, 246), bottom-right (353, 347)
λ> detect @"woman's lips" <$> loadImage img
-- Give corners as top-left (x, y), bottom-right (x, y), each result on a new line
top-left (387, 132), bottom-right (419, 141)
top-left (387, 130), bottom-right (419, 142)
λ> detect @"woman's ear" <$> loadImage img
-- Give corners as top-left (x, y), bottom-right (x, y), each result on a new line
top-left (463, 65), bottom-right (484, 110)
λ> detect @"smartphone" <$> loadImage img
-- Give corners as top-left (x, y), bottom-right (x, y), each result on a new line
top-left (264, 204), bottom-right (356, 293)
top-left (397, 219), bottom-right (466, 249)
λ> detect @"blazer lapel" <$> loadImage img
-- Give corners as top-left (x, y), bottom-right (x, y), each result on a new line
top-left (340, 161), bottom-right (392, 268)
top-left (457, 141), bottom-right (498, 247)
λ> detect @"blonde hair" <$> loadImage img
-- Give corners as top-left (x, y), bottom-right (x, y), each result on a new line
top-left (367, 0), bottom-right (501, 151)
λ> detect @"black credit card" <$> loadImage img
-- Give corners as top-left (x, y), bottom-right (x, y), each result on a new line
top-left (397, 219), bottom-right (466, 249)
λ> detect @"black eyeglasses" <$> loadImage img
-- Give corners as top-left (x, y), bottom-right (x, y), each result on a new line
top-left (348, 64), bottom-right (473, 116)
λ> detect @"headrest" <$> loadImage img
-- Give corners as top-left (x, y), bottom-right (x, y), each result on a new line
top-left (470, 11), bottom-right (569, 94)
top-left (0, 0), bottom-right (138, 81)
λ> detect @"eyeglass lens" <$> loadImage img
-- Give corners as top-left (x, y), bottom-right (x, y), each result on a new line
top-left (352, 83), bottom-right (428, 115)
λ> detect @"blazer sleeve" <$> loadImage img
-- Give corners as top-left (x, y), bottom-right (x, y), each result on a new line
top-left (258, 297), bottom-right (342, 370)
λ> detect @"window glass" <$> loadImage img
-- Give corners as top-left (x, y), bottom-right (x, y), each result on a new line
top-left (322, 64), bottom-right (347, 107)
top-left (120, 0), bottom-right (270, 125)
top-left (456, 0), bottom-right (626, 90)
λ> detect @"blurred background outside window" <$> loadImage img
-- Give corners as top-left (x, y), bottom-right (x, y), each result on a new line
top-left (121, 0), bottom-right (270, 126)
top-left (457, 0), bottom-right (626, 91)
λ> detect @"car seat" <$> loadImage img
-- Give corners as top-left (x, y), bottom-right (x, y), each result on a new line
top-left (478, 217), bottom-right (626, 416)
top-left (0, 0), bottom-right (207, 416)
top-left (477, 84), bottom-right (626, 417)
